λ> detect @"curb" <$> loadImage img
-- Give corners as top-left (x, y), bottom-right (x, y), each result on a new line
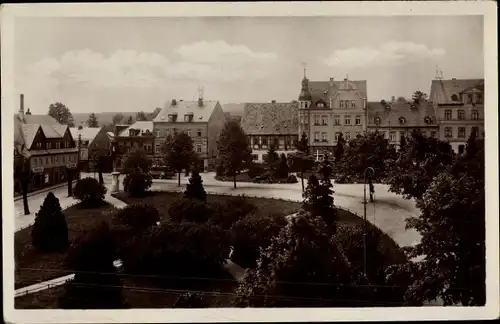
top-left (14, 180), bottom-right (78, 202)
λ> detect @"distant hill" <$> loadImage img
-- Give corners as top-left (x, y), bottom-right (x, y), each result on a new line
top-left (72, 109), bottom-right (161, 127)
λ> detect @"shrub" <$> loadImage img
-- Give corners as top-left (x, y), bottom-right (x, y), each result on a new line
top-left (73, 177), bottom-right (107, 208)
top-left (31, 192), bottom-right (69, 252)
top-left (123, 171), bottom-right (152, 197)
top-left (113, 204), bottom-right (160, 231)
top-left (211, 195), bottom-right (258, 229)
top-left (230, 214), bottom-right (287, 268)
top-left (60, 222), bottom-right (126, 309)
top-left (173, 292), bottom-right (208, 308)
top-left (122, 221), bottom-right (230, 277)
top-left (285, 174), bottom-right (298, 183)
top-left (184, 170), bottom-right (207, 201)
top-left (248, 162), bottom-right (266, 178)
top-left (168, 197), bottom-right (213, 223)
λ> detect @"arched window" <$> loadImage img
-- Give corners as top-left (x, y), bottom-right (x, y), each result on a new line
top-left (424, 116), bottom-right (433, 124)
top-left (399, 117), bottom-right (406, 125)
top-left (374, 117), bottom-right (381, 125)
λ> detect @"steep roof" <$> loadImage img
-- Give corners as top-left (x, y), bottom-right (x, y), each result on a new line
top-left (429, 78), bottom-right (484, 104)
top-left (70, 127), bottom-right (102, 144)
top-left (14, 113), bottom-right (70, 150)
top-left (308, 79), bottom-right (368, 108)
top-left (15, 113), bottom-right (59, 125)
top-left (154, 100), bottom-right (219, 123)
top-left (118, 121), bottom-right (154, 137)
top-left (21, 124), bottom-right (41, 149)
top-left (241, 102), bottom-right (299, 135)
top-left (367, 100), bottom-right (437, 128)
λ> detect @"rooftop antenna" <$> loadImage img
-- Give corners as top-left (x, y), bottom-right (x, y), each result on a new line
top-left (198, 85), bottom-right (204, 100)
top-left (301, 61), bottom-right (307, 78)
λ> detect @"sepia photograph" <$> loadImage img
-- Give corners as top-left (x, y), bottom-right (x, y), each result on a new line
top-left (2, 2), bottom-right (498, 323)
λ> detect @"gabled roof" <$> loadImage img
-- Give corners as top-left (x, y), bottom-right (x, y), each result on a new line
top-left (15, 113), bottom-right (59, 125)
top-left (154, 100), bottom-right (219, 123)
top-left (429, 78), bottom-right (484, 104)
top-left (21, 124), bottom-right (41, 149)
top-left (118, 121), bottom-right (154, 137)
top-left (308, 79), bottom-right (368, 108)
top-left (367, 100), bottom-right (437, 128)
top-left (70, 127), bottom-right (102, 144)
top-left (241, 102), bottom-right (299, 135)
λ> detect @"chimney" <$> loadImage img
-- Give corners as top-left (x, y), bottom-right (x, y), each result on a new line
top-left (26, 108), bottom-right (31, 115)
top-left (271, 100), bottom-right (276, 104)
top-left (19, 94), bottom-right (25, 122)
top-left (391, 96), bottom-right (396, 103)
top-left (329, 77), bottom-right (334, 89)
top-left (198, 98), bottom-right (204, 107)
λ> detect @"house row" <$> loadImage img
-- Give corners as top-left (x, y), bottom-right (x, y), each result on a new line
top-left (239, 75), bottom-right (485, 162)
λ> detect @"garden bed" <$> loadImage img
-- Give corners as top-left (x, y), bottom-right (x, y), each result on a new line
top-left (14, 202), bottom-right (116, 289)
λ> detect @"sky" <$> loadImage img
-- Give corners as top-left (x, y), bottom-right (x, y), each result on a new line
top-left (14, 15), bottom-right (484, 114)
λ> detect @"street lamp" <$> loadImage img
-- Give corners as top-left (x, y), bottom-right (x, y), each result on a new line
top-left (363, 166), bottom-right (375, 278)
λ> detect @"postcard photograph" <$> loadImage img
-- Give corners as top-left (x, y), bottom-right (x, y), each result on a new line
top-left (2, 2), bottom-right (498, 323)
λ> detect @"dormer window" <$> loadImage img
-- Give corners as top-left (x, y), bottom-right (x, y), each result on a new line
top-left (385, 104), bottom-right (391, 110)
top-left (184, 113), bottom-right (194, 122)
top-left (424, 116), bottom-right (433, 124)
top-left (399, 117), bottom-right (406, 125)
top-left (374, 117), bottom-right (381, 125)
top-left (168, 113), bottom-right (178, 122)
top-left (317, 101), bottom-right (325, 108)
top-left (451, 94), bottom-right (459, 102)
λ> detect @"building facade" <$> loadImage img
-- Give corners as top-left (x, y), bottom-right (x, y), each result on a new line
top-left (240, 101), bottom-right (299, 163)
top-left (113, 121), bottom-right (156, 171)
top-left (70, 126), bottom-right (112, 171)
top-left (429, 78), bottom-right (485, 154)
top-left (153, 97), bottom-right (226, 171)
top-left (366, 99), bottom-right (439, 148)
top-left (14, 94), bottom-right (78, 193)
top-left (298, 76), bottom-right (368, 161)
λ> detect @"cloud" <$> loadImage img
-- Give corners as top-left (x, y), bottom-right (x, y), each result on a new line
top-left (19, 42), bottom-right (278, 93)
top-left (323, 41), bottom-right (446, 68)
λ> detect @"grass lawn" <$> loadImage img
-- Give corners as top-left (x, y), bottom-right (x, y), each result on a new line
top-left (14, 202), bottom-right (117, 289)
top-left (114, 190), bottom-right (303, 221)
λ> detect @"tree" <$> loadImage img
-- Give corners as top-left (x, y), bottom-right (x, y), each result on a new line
top-left (73, 177), bottom-right (107, 208)
top-left (184, 169), bottom-right (207, 202)
top-left (148, 107), bottom-right (162, 121)
top-left (394, 140), bottom-right (485, 306)
top-left (126, 116), bottom-right (133, 125)
top-left (113, 204), bottom-right (160, 232)
top-left (112, 113), bottom-right (124, 125)
top-left (412, 90), bottom-right (428, 104)
top-left (86, 113), bottom-right (99, 127)
top-left (399, 134), bottom-right (407, 152)
top-left (136, 111), bottom-right (148, 121)
top-left (14, 154), bottom-right (32, 215)
top-left (48, 102), bottom-right (74, 126)
top-left (123, 171), bottom-right (152, 197)
top-left (163, 132), bottom-right (196, 187)
top-left (90, 148), bottom-right (109, 184)
top-left (31, 192), bottom-right (69, 252)
top-left (385, 130), bottom-right (455, 200)
top-left (275, 153), bottom-right (289, 179)
top-left (216, 120), bottom-right (252, 189)
top-left (312, 156), bottom-right (337, 228)
top-left (265, 144), bottom-right (279, 171)
top-left (60, 222), bottom-right (126, 309)
top-left (287, 132), bottom-right (314, 192)
top-left (234, 212), bottom-right (352, 307)
top-left (465, 130), bottom-right (478, 158)
top-left (122, 148), bottom-right (151, 174)
top-left (334, 132), bottom-right (345, 162)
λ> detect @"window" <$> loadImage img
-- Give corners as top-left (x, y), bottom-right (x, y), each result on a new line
top-left (56, 142), bottom-right (61, 149)
top-left (36, 142), bottom-right (42, 149)
top-left (317, 102), bottom-right (325, 108)
top-left (196, 144), bottom-right (202, 153)
top-left (334, 132), bottom-right (341, 142)
top-left (351, 100), bottom-right (356, 109)
top-left (155, 130), bottom-right (160, 137)
top-left (47, 142), bottom-right (51, 149)
top-left (314, 132), bottom-right (320, 142)
top-left (430, 131), bottom-right (437, 138)
top-left (389, 132), bottom-right (396, 142)
top-left (424, 116), bottom-right (433, 124)
top-left (355, 115), bottom-right (361, 125)
top-left (184, 114), bottom-right (193, 122)
top-left (187, 130), bottom-right (191, 137)
top-left (476, 93), bottom-right (483, 104)
top-left (321, 132), bottom-right (328, 142)
top-left (471, 110), bottom-right (479, 120)
top-left (458, 145), bottom-right (465, 155)
top-left (374, 117), bottom-right (381, 125)
top-left (145, 144), bottom-right (152, 153)
top-left (321, 115), bottom-right (328, 125)
top-left (305, 102), bottom-right (308, 109)
top-left (399, 117), bottom-right (406, 125)
top-left (334, 115), bottom-right (340, 125)
top-left (50, 156), bottom-right (54, 164)
top-left (262, 137), bottom-right (268, 146)
top-left (345, 132), bottom-right (351, 141)
top-left (445, 127), bottom-right (453, 138)
top-left (344, 115), bottom-right (351, 125)
top-left (451, 94), bottom-right (459, 101)
top-left (168, 114), bottom-right (178, 122)
top-left (458, 127), bottom-right (466, 138)
top-left (457, 110), bottom-right (465, 120)
top-left (45, 158), bottom-right (49, 164)
top-left (340, 101), bottom-right (345, 109)
top-left (345, 101), bottom-right (351, 109)
top-left (314, 115), bottom-right (320, 125)
top-left (197, 129), bottom-right (202, 137)
top-left (155, 144), bottom-right (161, 153)
top-left (472, 127), bottom-right (479, 137)
top-left (252, 154), bottom-right (258, 161)
top-left (444, 110), bottom-right (452, 120)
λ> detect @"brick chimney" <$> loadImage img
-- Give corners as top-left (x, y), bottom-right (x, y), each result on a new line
top-left (271, 100), bottom-right (276, 104)
top-left (19, 94), bottom-right (25, 122)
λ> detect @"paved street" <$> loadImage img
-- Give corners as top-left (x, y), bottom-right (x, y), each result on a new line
top-left (14, 172), bottom-right (421, 247)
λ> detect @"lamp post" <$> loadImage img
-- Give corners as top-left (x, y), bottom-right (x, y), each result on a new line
top-left (110, 138), bottom-right (120, 193)
top-left (363, 166), bottom-right (375, 278)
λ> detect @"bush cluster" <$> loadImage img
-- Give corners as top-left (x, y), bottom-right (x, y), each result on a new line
top-left (168, 197), bottom-right (213, 223)
top-left (73, 177), bottom-right (107, 208)
top-left (113, 204), bottom-right (160, 231)
top-left (123, 171), bottom-right (152, 197)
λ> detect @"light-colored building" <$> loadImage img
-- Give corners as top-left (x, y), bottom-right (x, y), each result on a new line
top-left (367, 99), bottom-right (438, 148)
top-left (14, 94), bottom-right (78, 192)
top-left (429, 78), bottom-right (485, 154)
top-left (298, 75), bottom-right (368, 161)
top-left (114, 121), bottom-right (156, 171)
top-left (240, 101), bottom-right (299, 163)
top-left (153, 97), bottom-right (226, 171)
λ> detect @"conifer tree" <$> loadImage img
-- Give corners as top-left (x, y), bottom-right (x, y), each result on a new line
top-left (317, 155), bottom-right (337, 228)
top-left (60, 222), bottom-right (126, 309)
top-left (184, 169), bottom-right (207, 202)
top-left (31, 192), bottom-right (69, 252)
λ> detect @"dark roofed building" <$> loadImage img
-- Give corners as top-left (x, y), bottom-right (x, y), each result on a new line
top-left (367, 99), bottom-right (438, 148)
top-left (241, 101), bottom-right (299, 163)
